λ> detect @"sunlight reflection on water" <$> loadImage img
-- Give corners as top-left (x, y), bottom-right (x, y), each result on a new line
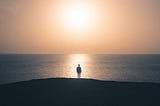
top-left (48, 54), bottom-right (126, 80)
top-left (63, 54), bottom-right (90, 78)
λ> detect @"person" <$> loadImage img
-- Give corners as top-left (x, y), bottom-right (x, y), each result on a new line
top-left (76, 64), bottom-right (82, 78)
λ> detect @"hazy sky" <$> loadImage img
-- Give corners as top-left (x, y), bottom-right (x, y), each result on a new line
top-left (0, 0), bottom-right (160, 54)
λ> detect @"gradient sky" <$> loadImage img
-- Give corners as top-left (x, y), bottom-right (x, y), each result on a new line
top-left (0, 0), bottom-right (160, 54)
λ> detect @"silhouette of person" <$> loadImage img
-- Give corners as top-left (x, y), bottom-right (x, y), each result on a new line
top-left (76, 64), bottom-right (82, 78)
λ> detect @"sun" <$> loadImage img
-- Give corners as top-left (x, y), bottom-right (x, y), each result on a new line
top-left (61, 2), bottom-right (96, 31)
top-left (65, 5), bottom-right (91, 29)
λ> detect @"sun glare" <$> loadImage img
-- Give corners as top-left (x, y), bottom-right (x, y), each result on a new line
top-left (60, 2), bottom-right (96, 31)
top-left (65, 6), bottom-right (91, 28)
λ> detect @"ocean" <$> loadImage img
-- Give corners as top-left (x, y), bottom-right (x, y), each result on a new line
top-left (0, 54), bottom-right (160, 84)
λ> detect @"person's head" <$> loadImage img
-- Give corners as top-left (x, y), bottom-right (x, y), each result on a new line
top-left (78, 64), bottom-right (80, 67)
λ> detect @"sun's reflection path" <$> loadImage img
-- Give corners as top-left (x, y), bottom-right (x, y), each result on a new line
top-left (65, 54), bottom-right (90, 78)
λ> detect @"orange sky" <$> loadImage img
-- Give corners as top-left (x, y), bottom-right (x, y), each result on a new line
top-left (0, 0), bottom-right (160, 54)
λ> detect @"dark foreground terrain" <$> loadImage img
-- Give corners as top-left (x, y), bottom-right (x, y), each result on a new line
top-left (0, 78), bottom-right (160, 106)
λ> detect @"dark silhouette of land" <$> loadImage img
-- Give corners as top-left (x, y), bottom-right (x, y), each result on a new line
top-left (0, 78), bottom-right (160, 106)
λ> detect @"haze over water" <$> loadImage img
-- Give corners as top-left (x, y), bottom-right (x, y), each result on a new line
top-left (0, 54), bottom-right (160, 84)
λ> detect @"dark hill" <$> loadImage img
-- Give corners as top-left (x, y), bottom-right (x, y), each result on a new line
top-left (0, 78), bottom-right (160, 106)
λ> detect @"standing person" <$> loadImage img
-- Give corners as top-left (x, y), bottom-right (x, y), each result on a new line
top-left (76, 64), bottom-right (82, 78)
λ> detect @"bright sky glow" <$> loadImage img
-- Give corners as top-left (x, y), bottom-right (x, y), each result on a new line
top-left (0, 0), bottom-right (160, 54)
top-left (60, 2), bottom-right (96, 32)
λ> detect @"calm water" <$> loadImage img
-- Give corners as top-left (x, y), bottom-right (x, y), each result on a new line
top-left (0, 54), bottom-right (160, 84)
